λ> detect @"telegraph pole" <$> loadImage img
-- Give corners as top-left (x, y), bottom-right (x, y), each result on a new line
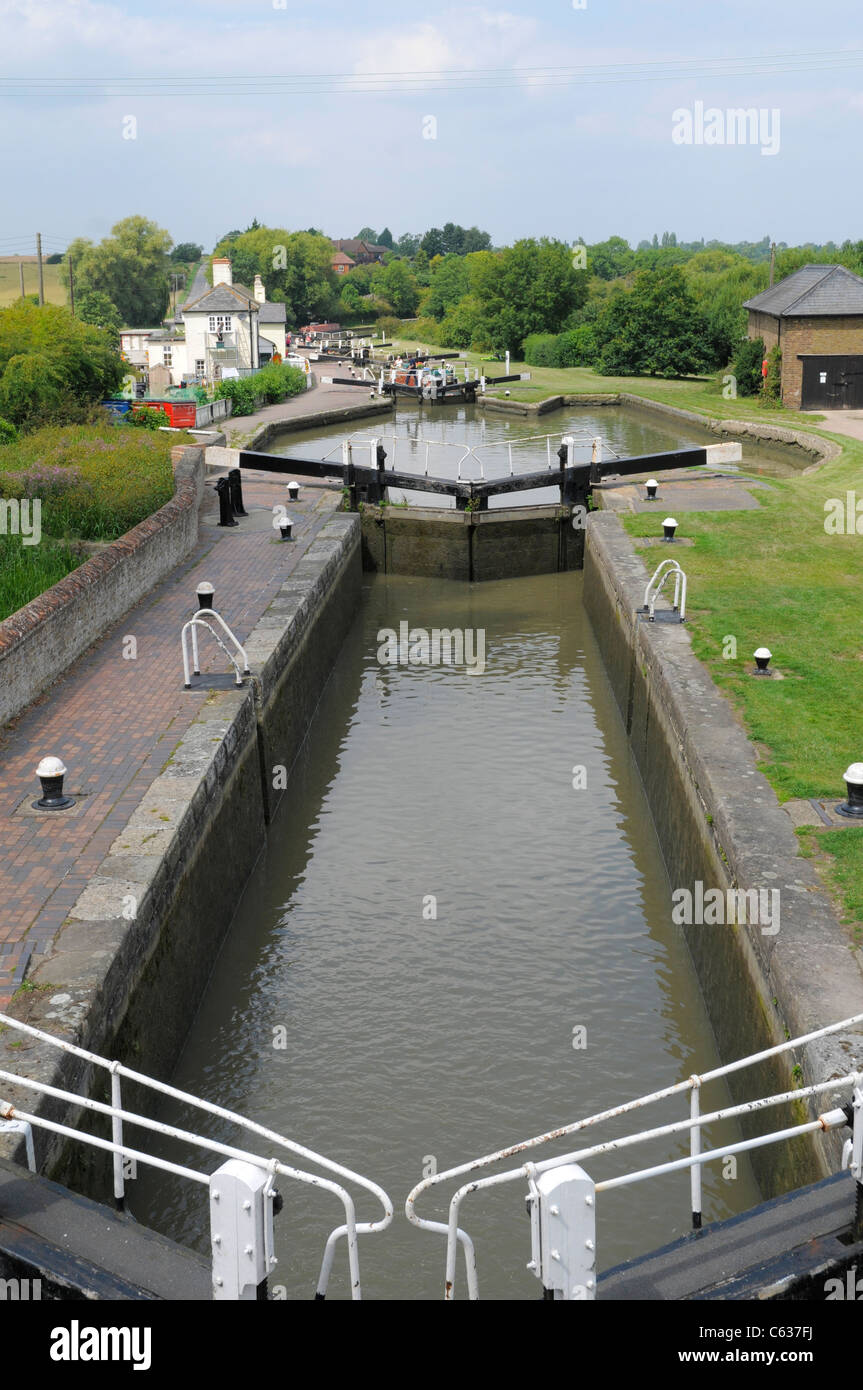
top-left (769, 241), bottom-right (776, 287)
top-left (18, 261), bottom-right (25, 298)
top-left (35, 232), bottom-right (44, 304)
top-left (68, 256), bottom-right (75, 316)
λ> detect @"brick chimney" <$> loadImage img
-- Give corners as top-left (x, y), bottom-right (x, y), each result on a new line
top-left (253, 274), bottom-right (266, 304)
top-left (212, 258), bottom-right (232, 287)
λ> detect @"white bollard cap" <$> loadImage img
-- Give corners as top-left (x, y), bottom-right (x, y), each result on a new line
top-left (754, 647), bottom-right (772, 660)
top-left (843, 763), bottom-right (863, 784)
top-left (646, 478), bottom-right (658, 488)
top-left (196, 582), bottom-right (214, 597)
top-left (37, 757), bottom-right (67, 778)
top-left (663, 517), bottom-right (678, 528)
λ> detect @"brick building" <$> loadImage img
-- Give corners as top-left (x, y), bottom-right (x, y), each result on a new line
top-left (744, 264), bottom-right (863, 409)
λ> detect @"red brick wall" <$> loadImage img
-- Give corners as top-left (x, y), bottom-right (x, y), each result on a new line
top-left (748, 311), bottom-right (863, 407)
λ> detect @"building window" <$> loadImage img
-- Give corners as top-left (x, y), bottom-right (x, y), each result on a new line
top-left (195, 359), bottom-right (205, 377)
top-left (208, 315), bottom-right (232, 333)
top-left (163, 347), bottom-right (172, 367)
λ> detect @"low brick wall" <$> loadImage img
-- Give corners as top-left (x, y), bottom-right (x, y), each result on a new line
top-left (0, 446), bottom-right (205, 731)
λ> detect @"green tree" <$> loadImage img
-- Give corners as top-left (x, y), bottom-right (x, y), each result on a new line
top-left (356, 226), bottom-right (378, 243)
top-left (425, 255), bottom-right (469, 319)
top-left (371, 259), bottom-right (420, 316)
top-left (731, 337), bottom-right (765, 396)
top-left (420, 227), bottom-right (446, 259)
top-left (469, 239), bottom-right (587, 351)
top-left (595, 268), bottom-right (712, 377)
top-left (77, 291), bottom-right (122, 339)
top-left (587, 236), bottom-right (635, 281)
top-left (210, 227), bottom-right (339, 327)
top-left (171, 242), bottom-right (203, 263)
top-left (0, 300), bottom-right (122, 426)
top-left (377, 227), bottom-right (394, 249)
top-left (396, 232), bottom-right (421, 257)
top-left (67, 216), bottom-right (173, 325)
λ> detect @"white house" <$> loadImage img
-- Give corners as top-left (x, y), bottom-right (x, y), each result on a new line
top-left (144, 258), bottom-right (288, 386)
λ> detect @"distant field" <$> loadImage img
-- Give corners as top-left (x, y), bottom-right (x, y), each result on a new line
top-left (0, 260), bottom-right (67, 306)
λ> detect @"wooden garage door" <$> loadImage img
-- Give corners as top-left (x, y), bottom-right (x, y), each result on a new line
top-left (801, 356), bottom-right (863, 410)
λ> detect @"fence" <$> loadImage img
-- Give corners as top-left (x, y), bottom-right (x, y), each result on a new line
top-left (0, 1011), bottom-right (393, 1300)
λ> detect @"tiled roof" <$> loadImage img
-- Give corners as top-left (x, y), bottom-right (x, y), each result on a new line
top-left (183, 284), bottom-right (259, 315)
top-left (743, 264), bottom-right (863, 317)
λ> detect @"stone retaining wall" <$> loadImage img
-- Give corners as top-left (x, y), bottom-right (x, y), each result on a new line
top-left (583, 510), bottom-right (863, 1194)
top-left (0, 515), bottom-right (362, 1191)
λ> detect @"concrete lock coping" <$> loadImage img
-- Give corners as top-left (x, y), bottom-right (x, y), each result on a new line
top-left (662, 516), bottom-right (678, 542)
top-left (646, 478), bottom-right (659, 500)
top-left (838, 763), bottom-right (863, 819)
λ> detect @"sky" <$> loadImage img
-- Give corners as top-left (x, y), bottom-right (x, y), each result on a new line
top-left (1, 0), bottom-right (862, 256)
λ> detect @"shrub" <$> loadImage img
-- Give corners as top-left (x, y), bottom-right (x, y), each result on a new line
top-left (213, 363), bottom-right (306, 416)
top-left (129, 406), bottom-right (171, 429)
top-left (730, 337), bottom-right (765, 397)
top-left (0, 353), bottom-right (66, 425)
top-left (554, 325), bottom-right (597, 367)
top-left (523, 333), bottom-right (559, 367)
top-left (376, 316), bottom-right (401, 339)
top-left (762, 345), bottom-right (782, 402)
top-left (0, 422), bottom-right (180, 539)
top-left (523, 327), bottom-right (597, 368)
top-left (0, 417), bottom-right (18, 444)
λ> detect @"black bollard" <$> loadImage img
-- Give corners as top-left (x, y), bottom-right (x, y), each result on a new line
top-left (215, 476), bottom-right (238, 527)
top-left (228, 468), bottom-right (248, 517)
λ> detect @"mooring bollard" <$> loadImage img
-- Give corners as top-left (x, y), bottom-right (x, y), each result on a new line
top-left (837, 763), bottom-right (863, 819)
top-left (646, 478), bottom-right (659, 501)
top-left (228, 468), bottom-right (248, 517)
top-left (752, 646), bottom-right (773, 676)
top-left (662, 516), bottom-right (678, 542)
top-left (279, 516), bottom-right (294, 540)
top-left (215, 477), bottom-right (238, 527)
top-left (287, 480), bottom-right (300, 502)
top-left (33, 756), bottom-right (75, 811)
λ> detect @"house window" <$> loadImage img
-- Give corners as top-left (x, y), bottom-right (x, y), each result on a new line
top-left (195, 359), bottom-right (205, 377)
top-left (163, 347), bottom-right (172, 367)
top-left (208, 315), bottom-right (232, 333)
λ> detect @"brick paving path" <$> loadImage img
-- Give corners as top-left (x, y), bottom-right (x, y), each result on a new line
top-left (0, 470), bottom-right (341, 1008)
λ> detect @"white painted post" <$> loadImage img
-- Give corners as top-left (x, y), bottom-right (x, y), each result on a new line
top-left (527, 1164), bottom-right (596, 1300)
top-left (480, 375), bottom-right (486, 394)
top-left (505, 351), bottom-right (510, 376)
top-left (209, 1159), bottom-right (276, 1301)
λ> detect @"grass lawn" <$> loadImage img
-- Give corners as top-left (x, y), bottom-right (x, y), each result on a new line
top-left (0, 260), bottom-right (68, 307)
top-left (621, 435), bottom-right (863, 937)
top-left (393, 333), bottom-right (863, 933)
top-left (0, 422), bottom-right (192, 620)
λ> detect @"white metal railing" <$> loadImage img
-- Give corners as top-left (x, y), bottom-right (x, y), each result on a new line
top-left (0, 1011), bottom-right (393, 1300)
top-left (406, 1012), bottom-right (863, 1299)
top-left (643, 557), bottom-right (687, 622)
top-left (337, 431), bottom-right (621, 486)
top-left (181, 606), bottom-right (250, 688)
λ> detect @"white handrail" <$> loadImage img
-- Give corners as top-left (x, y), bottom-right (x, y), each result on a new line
top-left (406, 1011), bottom-right (863, 1299)
top-left (0, 1010), bottom-right (393, 1299)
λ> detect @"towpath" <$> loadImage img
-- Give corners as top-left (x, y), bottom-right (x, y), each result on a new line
top-left (216, 363), bottom-right (391, 443)
top-left (0, 467), bottom-right (343, 1008)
